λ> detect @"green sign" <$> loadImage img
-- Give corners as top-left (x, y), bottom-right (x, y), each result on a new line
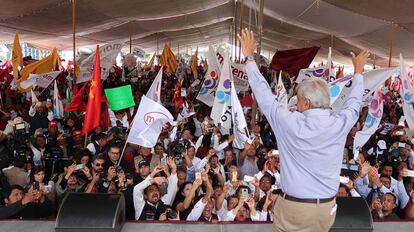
top-left (104, 85), bottom-right (135, 111)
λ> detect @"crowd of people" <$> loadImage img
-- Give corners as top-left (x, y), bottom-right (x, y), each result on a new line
top-left (0, 48), bottom-right (414, 223)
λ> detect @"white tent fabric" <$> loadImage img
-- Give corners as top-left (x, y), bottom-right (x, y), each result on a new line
top-left (0, 0), bottom-right (413, 66)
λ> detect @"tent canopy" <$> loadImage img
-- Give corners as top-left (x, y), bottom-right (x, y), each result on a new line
top-left (0, 0), bottom-right (412, 66)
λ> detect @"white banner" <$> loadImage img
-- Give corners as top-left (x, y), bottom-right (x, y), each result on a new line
top-left (53, 80), bottom-right (64, 119)
top-left (399, 54), bottom-right (414, 130)
top-left (329, 74), bottom-right (353, 106)
top-left (216, 52), bottom-right (249, 92)
top-left (127, 95), bottom-right (174, 147)
top-left (211, 52), bottom-right (232, 129)
top-left (20, 71), bottom-right (61, 89)
top-left (276, 71), bottom-right (288, 107)
top-left (331, 67), bottom-right (399, 111)
top-left (77, 43), bottom-right (124, 83)
top-left (353, 89), bottom-right (383, 154)
top-left (196, 45), bottom-right (221, 106)
top-left (231, 78), bottom-right (249, 149)
top-left (146, 67), bottom-right (163, 103)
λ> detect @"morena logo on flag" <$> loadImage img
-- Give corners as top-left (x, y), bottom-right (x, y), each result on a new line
top-left (144, 112), bottom-right (170, 125)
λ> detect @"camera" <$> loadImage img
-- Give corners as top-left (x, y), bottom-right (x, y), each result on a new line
top-left (107, 121), bottom-right (128, 144)
top-left (9, 122), bottom-right (31, 155)
top-left (165, 208), bottom-right (178, 219)
top-left (169, 139), bottom-right (191, 166)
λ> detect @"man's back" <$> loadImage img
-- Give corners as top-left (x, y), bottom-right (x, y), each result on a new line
top-left (4, 167), bottom-right (28, 187)
top-left (274, 109), bottom-right (355, 198)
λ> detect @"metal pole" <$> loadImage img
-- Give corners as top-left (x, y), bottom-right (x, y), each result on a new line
top-left (250, 0), bottom-right (264, 129)
top-left (129, 21), bottom-right (132, 53)
top-left (238, 0), bottom-right (245, 62)
top-left (233, 0), bottom-right (238, 62)
top-left (388, 22), bottom-right (395, 67)
top-left (72, 0), bottom-right (77, 85)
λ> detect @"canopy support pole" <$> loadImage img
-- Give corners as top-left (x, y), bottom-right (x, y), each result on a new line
top-left (72, 0), bottom-right (77, 85)
top-left (250, 0), bottom-right (264, 130)
top-left (388, 22), bottom-right (395, 67)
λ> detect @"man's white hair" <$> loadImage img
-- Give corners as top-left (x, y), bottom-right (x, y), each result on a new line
top-left (297, 78), bottom-right (330, 109)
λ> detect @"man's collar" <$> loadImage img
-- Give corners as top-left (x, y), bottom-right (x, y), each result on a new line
top-left (302, 108), bottom-right (331, 116)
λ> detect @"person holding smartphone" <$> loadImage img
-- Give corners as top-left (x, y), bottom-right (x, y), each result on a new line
top-left (239, 28), bottom-right (370, 231)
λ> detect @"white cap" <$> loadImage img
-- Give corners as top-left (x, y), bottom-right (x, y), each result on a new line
top-left (377, 140), bottom-right (387, 150)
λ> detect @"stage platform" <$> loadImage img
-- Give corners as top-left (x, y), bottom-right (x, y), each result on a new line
top-left (0, 220), bottom-right (414, 232)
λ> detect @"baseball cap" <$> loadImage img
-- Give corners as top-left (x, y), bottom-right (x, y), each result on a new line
top-left (138, 160), bottom-right (149, 168)
top-left (72, 130), bottom-right (82, 136)
top-left (48, 121), bottom-right (57, 127)
top-left (377, 140), bottom-right (387, 150)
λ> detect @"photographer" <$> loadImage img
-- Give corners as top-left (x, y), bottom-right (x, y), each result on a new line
top-left (371, 192), bottom-right (399, 219)
top-left (104, 144), bottom-right (128, 171)
top-left (84, 155), bottom-right (106, 193)
top-left (134, 146), bottom-right (160, 171)
top-left (55, 163), bottom-right (85, 202)
top-left (3, 155), bottom-right (29, 187)
top-left (28, 134), bottom-right (47, 166)
top-left (194, 122), bottom-right (219, 158)
top-left (108, 109), bottom-right (129, 129)
top-left (86, 133), bottom-right (110, 155)
top-left (133, 156), bottom-right (178, 220)
top-left (0, 185), bottom-right (37, 219)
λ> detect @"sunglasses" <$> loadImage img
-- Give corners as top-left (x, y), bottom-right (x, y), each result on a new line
top-left (95, 163), bottom-right (104, 167)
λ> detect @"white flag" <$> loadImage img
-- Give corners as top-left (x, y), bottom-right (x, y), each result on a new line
top-left (296, 49), bottom-right (335, 84)
top-left (399, 54), bottom-right (414, 130)
top-left (31, 89), bottom-right (39, 103)
top-left (20, 71), bottom-right (60, 89)
top-left (353, 89), bottom-right (383, 155)
top-left (276, 71), bottom-right (288, 108)
top-left (127, 95), bottom-right (174, 147)
top-left (146, 67), bottom-right (163, 103)
top-left (230, 78), bottom-right (249, 149)
top-left (329, 74), bottom-right (353, 106)
top-left (211, 52), bottom-right (232, 129)
top-left (53, 80), bottom-right (64, 119)
top-left (331, 67), bottom-right (399, 110)
top-left (77, 42), bottom-right (124, 83)
top-left (196, 45), bottom-right (221, 106)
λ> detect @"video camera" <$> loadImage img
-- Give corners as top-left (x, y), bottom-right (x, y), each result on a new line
top-left (107, 120), bottom-right (128, 144)
top-left (8, 122), bottom-right (31, 155)
top-left (340, 163), bottom-right (359, 177)
top-left (169, 139), bottom-right (191, 166)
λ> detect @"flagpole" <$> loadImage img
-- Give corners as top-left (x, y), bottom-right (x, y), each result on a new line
top-left (72, 0), bottom-right (77, 85)
top-left (388, 22), bottom-right (395, 67)
top-left (250, 0), bottom-right (264, 129)
top-left (118, 119), bottom-right (134, 166)
top-left (233, 0), bottom-right (238, 62)
top-left (129, 21), bottom-right (133, 54)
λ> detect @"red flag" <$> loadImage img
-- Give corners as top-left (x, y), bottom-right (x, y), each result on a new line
top-left (269, 46), bottom-right (319, 77)
top-left (65, 81), bottom-right (89, 112)
top-left (173, 79), bottom-right (183, 109)
top-left (82, 45), bottom-right (102, 135)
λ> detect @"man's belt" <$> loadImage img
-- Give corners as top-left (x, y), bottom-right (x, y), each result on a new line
top-left (282, 193), bottom-right (335, 204)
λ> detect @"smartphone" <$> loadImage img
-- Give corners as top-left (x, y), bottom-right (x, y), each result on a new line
top-left (403, 170), bottom-right (414, 177)
top-left (33, 181), bottom-right (40, 191)
top-left (243, 175), bottom-right (255, 183)
top-left (161, 157), bottom-right (167, 166)
top-left (231, 171), bottom-right (238, 182)
top-left (75, 164), bottom-right (85, 170)
top-left (195, 172), bottom-right (202, 180)
top-left (398, 142), bottom-right (406, 148)
top-left (339, 176), bottom-right (349, 184)
top-left (241, 188), bottom-right (248, 199)
top-left (396, 131), bottom-right (404, 136)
